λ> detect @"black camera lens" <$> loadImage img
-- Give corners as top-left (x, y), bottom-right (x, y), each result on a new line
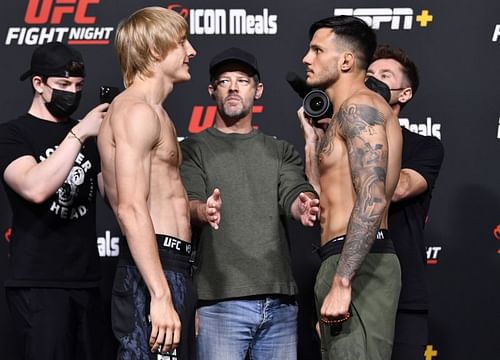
top-left (303, 89), bottom-right (333, 124)
top-left (310, 97), bottom-right (324, 112)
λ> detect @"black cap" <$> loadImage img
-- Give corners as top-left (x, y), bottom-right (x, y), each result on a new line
top-left (20, 42), bottom-right (85, 81)
top-left (209, 47), bottom-right (260, 81)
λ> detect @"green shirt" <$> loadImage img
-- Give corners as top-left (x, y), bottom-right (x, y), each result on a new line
top-left (181, 127), bottom-right (316, 300)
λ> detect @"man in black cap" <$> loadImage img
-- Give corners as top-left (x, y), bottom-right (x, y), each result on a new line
top-left (0, 41), bottom-right (108, 359)
top-left (181, 47), bottom-right (320, 360)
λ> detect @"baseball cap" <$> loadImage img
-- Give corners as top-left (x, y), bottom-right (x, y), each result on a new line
top-left (19, 42), bottom-right (85, 81)
top-left (209, 47), bottom-right (260, 81)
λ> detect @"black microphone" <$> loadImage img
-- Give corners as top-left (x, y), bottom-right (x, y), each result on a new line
top-left (286, 72), bottom-right (312, 99)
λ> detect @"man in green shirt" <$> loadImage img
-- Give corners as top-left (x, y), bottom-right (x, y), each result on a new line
top-left (181, 47), bottom-right (319, 360)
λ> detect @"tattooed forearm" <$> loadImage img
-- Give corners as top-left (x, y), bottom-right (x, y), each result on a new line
top-left (336, 102), bottom-right (388, 280)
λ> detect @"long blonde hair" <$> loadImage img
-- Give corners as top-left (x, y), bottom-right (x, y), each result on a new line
top-left (115, 7), bottom-right (188, 87)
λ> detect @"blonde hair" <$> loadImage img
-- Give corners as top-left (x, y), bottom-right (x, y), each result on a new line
top-left (115, 7), bottom-right (188, 87)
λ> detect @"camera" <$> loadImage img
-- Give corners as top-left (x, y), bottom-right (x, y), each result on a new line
top-left (302, 89), bottom-right (333, 123)
top-left (99, 86), bottom-right (120, 104)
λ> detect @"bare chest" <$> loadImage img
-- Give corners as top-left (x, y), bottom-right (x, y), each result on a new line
top-left (154, 117), bottom-right (181, 168)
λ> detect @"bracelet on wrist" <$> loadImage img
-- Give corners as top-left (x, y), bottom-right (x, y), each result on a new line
top-left (68, 129), bottom-right (85, 148)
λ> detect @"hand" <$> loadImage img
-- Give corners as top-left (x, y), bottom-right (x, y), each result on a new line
top-left (297, 107), bottom-right (327, 146)
top-left (149, 295), bottom-right (181, 354)
top-left (320, 275), bottom-right (351, 326)
top-left (73, 102), bottom-right (109, 140)
top-left (206, 188), bottom-right (222, 230)
top-left (296, 192), bottom-right (320, 227)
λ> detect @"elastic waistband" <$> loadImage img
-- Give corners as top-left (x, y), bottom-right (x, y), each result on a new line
top-left (120, 235), bottom-right (193, 272)
top-left (318, 230), bottom-right (395, 261)
top-left (123, 234), bottom-right (191, 256)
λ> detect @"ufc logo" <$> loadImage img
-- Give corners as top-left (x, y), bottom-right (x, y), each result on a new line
top-left (188, 105), bottom-right (263, 134)
top-left (25, 0), bottom-right (99, 25)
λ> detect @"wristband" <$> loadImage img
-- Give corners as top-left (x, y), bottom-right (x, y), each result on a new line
top-left (69, 129), bottom-right (84, 147)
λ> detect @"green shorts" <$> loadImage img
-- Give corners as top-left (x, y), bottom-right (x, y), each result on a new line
top-left (315, 249), bottom-right (401, 360)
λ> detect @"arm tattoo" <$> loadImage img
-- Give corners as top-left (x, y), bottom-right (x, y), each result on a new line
top-left (336, 103), bottom-right (388, 280)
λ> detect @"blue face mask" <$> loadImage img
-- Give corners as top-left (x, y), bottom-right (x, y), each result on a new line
top-left (45, 86), bottom-right (82, 118)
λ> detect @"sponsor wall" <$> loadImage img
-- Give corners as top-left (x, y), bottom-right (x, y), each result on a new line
top-left (1, 1), bottom-right (499, 359)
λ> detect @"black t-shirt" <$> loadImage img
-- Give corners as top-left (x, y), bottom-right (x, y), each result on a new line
top-left (389, 127), bottom-right (444, 310)
top-left (0, 114), bottom-right (101, 288)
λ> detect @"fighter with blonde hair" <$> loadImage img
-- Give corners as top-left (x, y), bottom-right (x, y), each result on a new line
top-left (98, 7), bottom-right (197, 359)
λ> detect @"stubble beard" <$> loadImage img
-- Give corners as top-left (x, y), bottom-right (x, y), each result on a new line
top-left (219, 97), bottom-right (251, 121)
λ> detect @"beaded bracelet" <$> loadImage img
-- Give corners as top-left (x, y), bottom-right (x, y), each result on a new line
top-left (68, 129), bottom-right (84, 148)
top-left (320, 312), bottom-right (351, 325)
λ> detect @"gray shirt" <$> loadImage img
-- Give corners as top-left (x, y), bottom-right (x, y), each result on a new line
top-left (181, 127), bottom-right (316, 300)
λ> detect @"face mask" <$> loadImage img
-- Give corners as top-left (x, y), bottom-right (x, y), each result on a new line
top-left (44, 86), bottom-right (82, 118)
top-left (365, 76), bottom-right (391, 104)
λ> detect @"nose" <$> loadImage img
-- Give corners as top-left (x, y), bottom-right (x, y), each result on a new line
top-left (186, 40), bottom-right (197, 58)
top-left (228, 79), bottom-right (240, 92)
top-left (302, 50), bottom-right (312, 65)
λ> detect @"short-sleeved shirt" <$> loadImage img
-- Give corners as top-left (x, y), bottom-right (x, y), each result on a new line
top-left (0, 114), bottom-right (101, 288)
top-left (388, 127), bottom-right (444, 310)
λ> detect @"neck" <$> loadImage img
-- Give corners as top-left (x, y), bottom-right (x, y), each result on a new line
top-left (391, 103), bottom-right (402, 117)
top-left (214, 113), bottom-right (253, 134)
top-left (325, 72), bottom-right (367, 113)
top-left (128, 72), bottom-right (174, 106)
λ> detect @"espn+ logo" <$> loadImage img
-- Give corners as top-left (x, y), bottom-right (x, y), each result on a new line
top-left (5, 0), bottom-right (114, 45)
top-left (334, 8), bottom-right (434, 30)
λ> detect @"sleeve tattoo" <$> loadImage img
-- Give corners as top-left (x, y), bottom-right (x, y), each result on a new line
top-left (336, 103), bottom-right (388, 280)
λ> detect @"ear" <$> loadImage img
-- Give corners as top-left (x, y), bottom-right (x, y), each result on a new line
top-left (32, 75), bottom-right (44, 94)
top-left (398, 87), bottom-right (413, 104)
top-left (208, 84), bottom-right (215, 99)
top-left (254, 82), bottom-right (264, 100)
top-left (340, 52), bottom-right (354, 72)
top-left (149, 47), bottom-right (162, 62)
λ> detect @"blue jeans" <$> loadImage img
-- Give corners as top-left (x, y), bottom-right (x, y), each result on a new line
top-left (197, 296), bottom-right (298, 360)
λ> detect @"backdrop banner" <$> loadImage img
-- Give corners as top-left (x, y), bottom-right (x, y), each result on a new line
top-left (1, 1), bottom-right (500, 359)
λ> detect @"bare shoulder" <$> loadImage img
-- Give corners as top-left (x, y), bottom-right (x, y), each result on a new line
top-left (111, 95), bottom-right (156, 122)
top-left (108, 94), bottom-right (161, 136)
top-left (336, 91), bottom-right (388, 138)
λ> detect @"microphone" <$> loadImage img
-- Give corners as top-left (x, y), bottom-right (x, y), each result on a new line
top-left (286, 72), bottom-right (312, 99)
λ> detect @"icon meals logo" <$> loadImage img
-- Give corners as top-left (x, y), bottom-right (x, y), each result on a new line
top-left (5, 0), bottom-right (114, 45)
top-left (168, 4), bottom-right (278, 35)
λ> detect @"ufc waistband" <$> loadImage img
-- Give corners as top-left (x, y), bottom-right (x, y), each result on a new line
top-left (318, 230), bottom-right (395, 261)
top-left (120, 235), bottom-right (193, 271)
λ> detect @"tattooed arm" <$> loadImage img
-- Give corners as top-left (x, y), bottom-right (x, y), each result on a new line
top-left (320, 100), bottom-right (388, 321)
